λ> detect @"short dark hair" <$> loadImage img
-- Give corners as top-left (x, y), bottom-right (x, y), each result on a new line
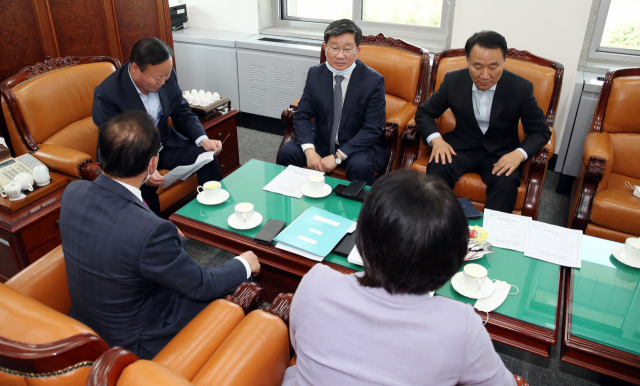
top-left (99, 110), bottom-right (162, 178)
top-left (324, 19), bottom-right (362, 46)
top-left (465, 30), bottom-right (508, 59)
top-left (356, 171), bottom-right (469, 295)
top-left (130, 37), bottom-right (174, 72)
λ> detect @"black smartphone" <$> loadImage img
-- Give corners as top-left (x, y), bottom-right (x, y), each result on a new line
top-left (342, 180), bottom-right (367, 198)
top-left (254, 219), bottom-right (286, 244)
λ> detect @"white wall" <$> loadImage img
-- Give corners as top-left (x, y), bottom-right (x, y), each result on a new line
top-left (450, 0), bottom-right (593, 147)
top-left (181, 0), bottom-right (259, 33)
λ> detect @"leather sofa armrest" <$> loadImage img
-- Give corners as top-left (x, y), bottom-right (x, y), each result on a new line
top-left (545, 126), bottom-right (556, 157)
top-left (278, 99), bottom-right (301, 165)
top-left (34, 144), bottom-right (92, 179)
top-left (190, 311), bottom-right (290, 386)
top-left (5, 245), bottom-right (70, 315)
top-left (153, 299), bottom-right (245, 382)
top-left (117, 360), bottom-right (193, 386)
top-left (386, 104), bottom-right (417, 136)
top-left (582, 132), bottom-right (613, 167)
top-left (398, 118), bottom-right (420, 170)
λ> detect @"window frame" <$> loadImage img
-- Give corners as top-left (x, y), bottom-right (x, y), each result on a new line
top-left (273, 0), bottom-right (451, 43)
top-left (587, 0), bottom-right (640, 64)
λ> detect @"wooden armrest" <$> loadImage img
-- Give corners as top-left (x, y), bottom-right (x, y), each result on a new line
top-left (80, 162), bottom-right (103, 181)
top-left (153, 299), bottom-right (244, 381)
top-left (86, 347), bottom-right (139, 386)
top-left (34, 144), bottom-right (92, 179)
top-left (264, 292), bottom-right (294, 327)
top-left (225, 282), bottom-right (266, 314)
top-left (5, 245), bottom-right (70, 314)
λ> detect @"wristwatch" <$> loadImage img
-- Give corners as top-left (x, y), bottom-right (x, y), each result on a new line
top-left (334, 153), bottom-right (342, 165)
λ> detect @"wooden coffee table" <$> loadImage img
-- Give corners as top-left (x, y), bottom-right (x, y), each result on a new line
top-left (170, 160), bottom-right (564, 357)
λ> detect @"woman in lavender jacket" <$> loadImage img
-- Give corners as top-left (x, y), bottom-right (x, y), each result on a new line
top-left (282, 171), bottom-right (516, 386)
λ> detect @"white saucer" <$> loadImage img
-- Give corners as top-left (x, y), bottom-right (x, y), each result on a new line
top-left (451, 272), bottom-right (496, 299)
top-left (8, 193), bottom-right (27, 201)
top-left (227, 212), bottom-right (263, 230)
top-left (612, 245), bottom-right (640, 269)
top-left (301, 183), bottom-right (332, 198)
top-left (197, 189), bottom-right (229, 205)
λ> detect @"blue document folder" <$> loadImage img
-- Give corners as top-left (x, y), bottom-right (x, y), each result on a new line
top-left (274, 206), bottom-right (356, 257)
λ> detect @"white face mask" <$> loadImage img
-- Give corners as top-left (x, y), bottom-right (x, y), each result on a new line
top-left (474, 280), bottom-right (518, 324)
top-left (142, 158), bottom-right (157, 186)
top-left (626, 181), bottom-right (640, 199)
top-left (325, 61), bottom-right (357, 76)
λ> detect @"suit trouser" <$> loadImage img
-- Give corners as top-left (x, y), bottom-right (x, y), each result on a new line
top-left (426, 146), bottom-right (522, 213)
top-left (277, 140), bottom-right (376, 185)
top-left (141, 143), bottom-right (222, 216)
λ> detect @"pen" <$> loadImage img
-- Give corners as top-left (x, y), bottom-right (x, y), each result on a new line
top-left (213, 133), bottom-right (230, 155)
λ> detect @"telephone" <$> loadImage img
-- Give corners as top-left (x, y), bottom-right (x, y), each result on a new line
top-left (0, 154), bottom-right (46, 187)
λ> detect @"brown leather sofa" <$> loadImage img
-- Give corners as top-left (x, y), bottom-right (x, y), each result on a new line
top-left (399, 48), bottom-right (563, 219)
top-left (278, 33), bottom-right (430, 179)
top-left (0, 275), bottom-right (108, 385)
top-left (568, 67), bottom-right (640, 242)
top-left (0, 56), bottom-right (199, 216)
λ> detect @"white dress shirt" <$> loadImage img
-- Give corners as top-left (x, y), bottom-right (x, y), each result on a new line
top-left (112, 176), bottom-right (251, 278)
top-left (427, 82), bottom-right (528, 160)
top-left (127, 64), bottom-right (207, 147)
top-left (301, 70), bottom-right (353, 160)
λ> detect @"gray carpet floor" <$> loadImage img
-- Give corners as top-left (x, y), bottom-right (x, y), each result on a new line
top-left (184, 127), bottom-right (633, 386)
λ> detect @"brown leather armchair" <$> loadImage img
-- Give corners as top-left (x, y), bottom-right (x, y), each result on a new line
top-left (0, 56), bottom-right (200, 216)
top-left (0, 279), bottom-right (109, 385)
top-left (568, 67), bottom-right (640, 242)
top-left (278, 33), bottom-right (429, 178)
top-left (87, 310), bottom-right (290, 386)
top-left (400, 49), bottom-right (563, 219)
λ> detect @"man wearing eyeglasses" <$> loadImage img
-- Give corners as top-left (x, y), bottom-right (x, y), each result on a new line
top-left (93, 37), bottom-right (223, 216)
top-left (277, 19), bottom-right (388, 186)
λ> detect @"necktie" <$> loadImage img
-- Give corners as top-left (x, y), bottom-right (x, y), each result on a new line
top-left (329, 75), bottom-right (345, 155)
top-left (143, 200), bottom-right (149, 209)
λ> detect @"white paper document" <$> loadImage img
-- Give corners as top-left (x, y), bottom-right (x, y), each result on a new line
top-left (160, 151), bottom-right (215, 187)
top-left (263, 165), bottom-right (324, 198)
top-left (482, 209), bottom-right (532, 252)
top-left (347, 245), bottom-right (364, 266)
top-left (525, 222), bottom-right (583, 268)
top-left (275, 242), bottom-right (324, 262)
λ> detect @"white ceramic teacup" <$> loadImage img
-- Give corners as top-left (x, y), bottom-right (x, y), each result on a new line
top-left (234, 202), bottom-right (255, 223)
top-left (14, 172), bottom-right (34, 192)
top-left (33, 165), bottom-right (51, 186)
top-left (463, 264), bottom-right (488, 291)
top-left (624, 238), bottom-right (640, 263)
top-left (197, 181), bottom-right (221, 201)
top-left (307, 174), bottom-right (325, 194)
top-left (1, 182), bottom-right (24, 200)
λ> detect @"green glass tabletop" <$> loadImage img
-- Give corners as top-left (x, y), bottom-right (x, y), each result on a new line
top-left (435, 218), bottom-right (560, 330)
top-left (570, 235), bottom-right (640, 356)
top-left (176, 159), bottom-right (366, 271)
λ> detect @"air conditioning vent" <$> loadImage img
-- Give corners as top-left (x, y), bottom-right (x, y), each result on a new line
top-left (276, 91), bottom-right (295, 109)
top-left (249, 65), bottom-right (268, 84)
top-left (276, 68), bottom-right (295, 88)
top-left (258, 37), bottom-right (322, 47)
top-left (250, 87), bottom-right (269, 106)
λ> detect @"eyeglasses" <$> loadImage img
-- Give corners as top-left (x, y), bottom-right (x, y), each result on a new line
top-left (326, 47), bottom-right (357, 58)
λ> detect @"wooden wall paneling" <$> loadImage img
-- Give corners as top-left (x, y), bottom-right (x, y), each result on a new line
top-left (48, 0), bottom-right (110, 57)
top-left (113, 0), bottom-right (161, 64)
top-left (155, 0), bottom-right (173, 48)
top-left (30, 0), bottom-right (60, 57)
top-left (100, 0), bottom-right (124, 62)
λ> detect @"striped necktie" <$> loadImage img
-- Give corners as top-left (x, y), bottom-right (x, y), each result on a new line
top-left (329, 75), bottom-right (345, 155)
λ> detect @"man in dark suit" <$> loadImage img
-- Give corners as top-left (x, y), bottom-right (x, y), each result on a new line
top-left (93, 37), bottom-right (222, 216)
top-left (277, 19), bottom-right (388, 186)
top-left (60, 110), bottom-right (260, 359)
top-left (415, 31), bottom-right (551, 213)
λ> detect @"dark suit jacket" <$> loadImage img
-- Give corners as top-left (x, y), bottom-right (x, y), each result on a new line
top-left (415, 69), bottom-right (551, 158)
top-left (93, 62), bottom-right (205, 151)
top-left (294, 60), bottom-right (389, 171)
top-left (60, 175), bottom-right (246, 357)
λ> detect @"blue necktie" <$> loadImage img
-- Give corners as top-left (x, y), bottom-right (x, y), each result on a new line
top-left (329, 75), bottom-right (345, 155)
